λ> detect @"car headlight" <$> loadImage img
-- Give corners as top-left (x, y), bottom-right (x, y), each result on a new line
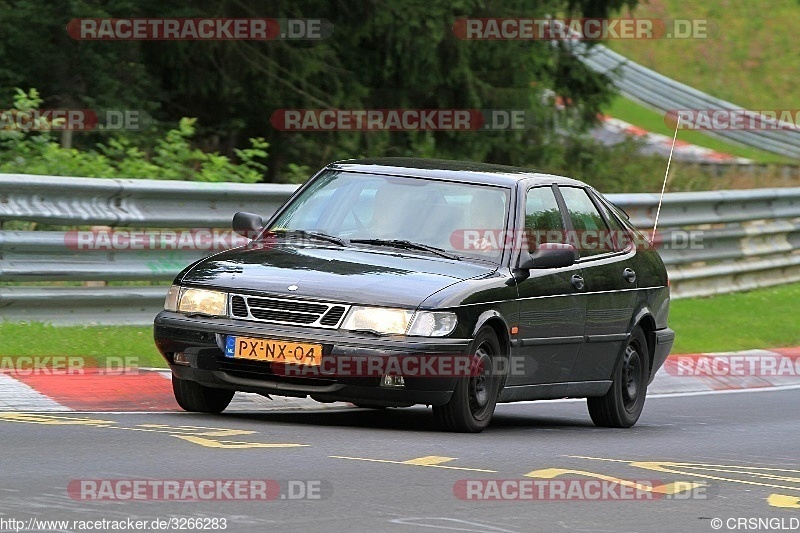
top-left (407, 311), bottom-right (458, 337)
top-left (341, 306), bottom-right (413, 335)
top-left (164, 285), bottom-right (227, 317)
top-left (341, 307), bottom-right (457, 337)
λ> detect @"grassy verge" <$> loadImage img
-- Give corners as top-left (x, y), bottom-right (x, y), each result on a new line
top-left (669, 282), bottom-right (800, 354)
top-left (0, 323), bottom-right (165, 368)
top-left (607, 0), bottom-right (800, 114)
top-left (1, 282), bottom-right (799, 365)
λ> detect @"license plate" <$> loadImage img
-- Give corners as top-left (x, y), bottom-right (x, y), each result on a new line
top-left (225, 336), bottom-right (322, 366)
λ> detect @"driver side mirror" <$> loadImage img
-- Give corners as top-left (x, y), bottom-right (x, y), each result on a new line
top-left (232, 212), bottom-right (264, 239)
top-left (511, 243), bottom-right (576, 282)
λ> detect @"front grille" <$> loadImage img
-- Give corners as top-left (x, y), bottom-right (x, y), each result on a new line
top-left (320, 305), bottom-right (346, 326)
top-left (228, 293), bottom-right (350, 328)
top-left (231, 296), bottom-right (248, 317)
top-left (249, 308), bottom-right (317, 324)
top-left (248, 297), bottom-right (328, 315)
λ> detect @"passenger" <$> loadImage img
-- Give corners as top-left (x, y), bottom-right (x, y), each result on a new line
top-left (467, 192), bottom-right (506, 253)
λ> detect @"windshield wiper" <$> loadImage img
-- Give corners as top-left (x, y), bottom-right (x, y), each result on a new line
top-left (268, 228), bottom-right (347, 247)
top-left (350, 239), bottom-right (461, 260)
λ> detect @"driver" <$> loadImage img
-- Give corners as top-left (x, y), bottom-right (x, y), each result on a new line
top-left (467, 192), bottom-right (506, 253)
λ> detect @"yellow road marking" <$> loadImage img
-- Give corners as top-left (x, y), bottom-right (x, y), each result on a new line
top-left (330, 455), bottom-right (497, 473)
top-left (768, 494), bottom-right (800, 509)
top-left (570, 456), bottom-right (800, 474)
top-left (568, 456), bottom-right (800, 493)
top-left (0, 413), bottom-right (116, 426)
top-left (524, 467), bottom-right (703, 495)
top-left (0, 412), bottom-right (307, 450)
top-left (137, 423), bottom-right (255, 437)
top-left (173, 435), bottom-right (309, 449)
top-left (402, 456), bottom-right (458, 466)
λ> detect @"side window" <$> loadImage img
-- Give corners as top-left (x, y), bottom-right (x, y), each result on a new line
top-left (558, 187), bottom-right (613, 257)
top-left (593, 193), bottom-right (632, 252)
top-left (524, 187), bottom-right (564, 252)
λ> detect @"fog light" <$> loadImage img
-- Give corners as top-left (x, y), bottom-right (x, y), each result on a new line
top-left (381, 375), bottom-right (405, 388)
top-left (173, 352), bottom-right (190, 366)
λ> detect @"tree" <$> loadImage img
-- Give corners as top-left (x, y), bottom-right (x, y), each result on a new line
top-left (0, 0), bottom-right (638, 181)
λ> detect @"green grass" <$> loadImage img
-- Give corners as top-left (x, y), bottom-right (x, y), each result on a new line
top-left (608, 0), bottom-right (800, 114)
top-left (0, 323), bottom-right (165, 368)
top-left (669, 282), bottom-right (800, 354)
top-left (605, 96), bottom-right (794, 164)
top-left (1, 282), bottom-right (799, 365)
top-left (601, 0), bottom-right (800, 165)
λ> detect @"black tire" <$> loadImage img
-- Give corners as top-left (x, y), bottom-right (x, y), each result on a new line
top-left (172, 375), bottom-right (234, 414)
top-left (587, 326), bottom-right (650, 428)
top-left (433, 327), bottom-right (504, 433)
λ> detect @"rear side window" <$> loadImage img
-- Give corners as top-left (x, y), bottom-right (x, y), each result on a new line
top-left (593, 193), bottom-right (632, 252)
top-left (558, 187), bottom-right (613, 257)
top-left (524, 187), bottom-right (564, 252)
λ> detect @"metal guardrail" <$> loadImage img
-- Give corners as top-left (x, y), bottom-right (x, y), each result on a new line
top-left (0, 173), bottom-right (297, 226)
top-left (2, 174), bottom-right (799, 324)
top-left (0, 286), bottom-right (170, 325)
top-left (568, 40), bottom-right (800, 159)
top-left (612, 188), bottom-right (800, 299)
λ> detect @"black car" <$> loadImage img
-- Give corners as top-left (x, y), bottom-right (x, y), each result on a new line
top-left (154, 158), bottom-right (674, 432)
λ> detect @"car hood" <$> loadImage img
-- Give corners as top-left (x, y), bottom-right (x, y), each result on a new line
top-left (179, 243), bottom-right (496, 308)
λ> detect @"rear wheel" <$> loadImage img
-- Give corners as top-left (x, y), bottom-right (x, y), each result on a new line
top-left (587, 326), bottom-right (650, 428)
top-left (172, 376), bottom-right (234, 414)
top-left (433, 327), bottom-right (504, 433)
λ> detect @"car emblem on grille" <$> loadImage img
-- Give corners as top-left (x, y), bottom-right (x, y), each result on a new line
top-left (287, 285), bottom-right (298, 291)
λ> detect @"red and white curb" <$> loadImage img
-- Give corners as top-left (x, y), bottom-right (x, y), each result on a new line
top-left (656, 347), bottom-right (800, 393)
top-left (0, 373), bottom-right (65, 411)
top-left (0, 368), bottom-right (351, 412)
top-left (595, 115), bottom-right (753, 164)
top-left (1, 348), bottom-right (798, 412)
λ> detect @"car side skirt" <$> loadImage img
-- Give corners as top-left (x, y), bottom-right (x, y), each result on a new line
top-left (498, 380), bottom-right (612, 402)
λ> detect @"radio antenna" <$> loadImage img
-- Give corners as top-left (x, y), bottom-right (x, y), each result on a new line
top-left (651, 116), bottom-right (680, 244)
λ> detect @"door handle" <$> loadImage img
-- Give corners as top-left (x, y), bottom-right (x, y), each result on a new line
top-left (571, 274), bottom-right (585, 291)
top-left (623, 268), bottom-right (637, 283)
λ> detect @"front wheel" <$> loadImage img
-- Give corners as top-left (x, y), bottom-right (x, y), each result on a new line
top-left (587, 326), bottom-right (650, 428)
top-left (172, 376), bottom-right (234, 414)
top-left (433, 327), bottom-right (504, 433)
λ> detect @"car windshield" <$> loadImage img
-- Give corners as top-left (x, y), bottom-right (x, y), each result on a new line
top-left (267, 170), bottom-right (510, 262)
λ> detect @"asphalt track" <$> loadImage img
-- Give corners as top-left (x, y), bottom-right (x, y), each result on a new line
top-left (1, 387), bottom-right (799, 533)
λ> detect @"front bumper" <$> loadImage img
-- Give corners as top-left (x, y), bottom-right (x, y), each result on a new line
top-left (153, 311), bottom-right (471, 406)
top-left (649, 327), bottom-right (676, 384)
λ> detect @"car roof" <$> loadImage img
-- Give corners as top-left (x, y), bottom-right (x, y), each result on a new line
top-left (328, 157), bottom-right (587, 188)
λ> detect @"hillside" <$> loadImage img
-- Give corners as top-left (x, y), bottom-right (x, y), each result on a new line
top-left (602, 0), bottom-right (799, 163)
top-left (608, 0), bottom-right (799, 111)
